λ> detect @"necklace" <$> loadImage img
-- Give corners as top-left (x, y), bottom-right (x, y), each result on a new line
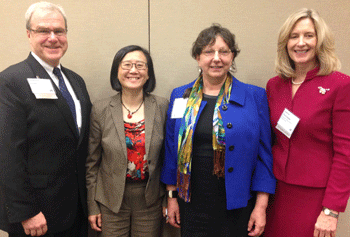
top-left (291, 78), bottom-right (304, 85)
top-left (121, 99), bottom-right (144, 119)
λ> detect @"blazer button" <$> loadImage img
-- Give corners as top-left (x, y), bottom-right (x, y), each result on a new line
top-left (148, 160), bottom-right (151, 164)
top-left (228, 167), bottom-right (234, 173)
top-left (227, 123), bottom-right (232, 129)
top-left (222, 105), bottom-right (228, 111)
top-left (229, 145), bottom-right (234, 151)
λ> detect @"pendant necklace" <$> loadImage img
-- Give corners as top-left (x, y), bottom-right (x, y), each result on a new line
top-left (121, 99), bottom-right (144, 119)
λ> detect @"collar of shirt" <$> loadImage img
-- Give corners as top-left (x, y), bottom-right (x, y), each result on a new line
top-left (30, 52), bottom-right (82, 131)
top-left (31, 51), bottom-right (62, 87)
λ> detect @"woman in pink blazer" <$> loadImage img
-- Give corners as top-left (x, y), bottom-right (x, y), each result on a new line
top-left (264, 8), bottom-right (350, 237)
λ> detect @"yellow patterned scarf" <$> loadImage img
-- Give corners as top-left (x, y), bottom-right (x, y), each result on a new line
top-left (177, 75), bottom-right (232, 202)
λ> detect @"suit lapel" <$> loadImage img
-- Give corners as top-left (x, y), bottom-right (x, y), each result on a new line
top-left (110, 93), bottom-right (128, 159)
top-left (25, 53), bottom-right (52, 81)
top-left (144, 94), bottom-right (155, 160)
top-left (25, 54), bottom-right (79, 139)
top-left (61, 66), bottom-right (89, 145)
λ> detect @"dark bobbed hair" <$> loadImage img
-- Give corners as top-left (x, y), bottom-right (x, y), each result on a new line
top-left (191, 23), bottom-right (240, 72)
top-left (110, 45), bottom-right (156, 93)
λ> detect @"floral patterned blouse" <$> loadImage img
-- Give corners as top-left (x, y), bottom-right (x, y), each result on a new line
top-left (124, 119), bottom-right (148, 181)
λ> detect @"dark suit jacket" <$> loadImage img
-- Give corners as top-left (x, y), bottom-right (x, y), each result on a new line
top-left (0, 53), bottom-right (92, 233)
top-left (86, 93), bottom-right (168, 215)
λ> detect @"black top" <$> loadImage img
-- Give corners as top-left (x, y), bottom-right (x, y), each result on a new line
top-left (192, 94), bottom-right (216, 157)
top-left (191, 94), bottom-right (226, 210)
top-left (179, 94), bottom-right (254, 237)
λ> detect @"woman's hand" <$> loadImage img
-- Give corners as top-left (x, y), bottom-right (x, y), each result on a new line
top-left (162, 206), bottom-right (168, 222)
top-left (248, 192), bottom-right (269, 236)
top-left (167, 197), bottom-right (181, 228)
top-left (248, 205), bottom-right (266, 236)
top-left (88, 214), bottom-right (102, 232)
top-left (314, 210), bottom-right (338, 237)
top-left (162, 206), bottom-right (167, 218)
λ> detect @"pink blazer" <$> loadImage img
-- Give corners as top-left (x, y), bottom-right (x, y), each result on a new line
top-left (266, 67), bottom-right (350, 212)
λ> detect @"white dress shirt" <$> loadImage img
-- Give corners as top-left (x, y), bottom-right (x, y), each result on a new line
top-left (31, 52), bottom-right (82, 132)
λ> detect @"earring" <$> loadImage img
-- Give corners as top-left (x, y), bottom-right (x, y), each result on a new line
top-left (198, 67), bottom-right (202, 73)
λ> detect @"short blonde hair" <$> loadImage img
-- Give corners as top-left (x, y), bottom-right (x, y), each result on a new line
top-left (25, 2), bottom-right (67, 30)
top-left (275, 8), bottom-right (341, 78)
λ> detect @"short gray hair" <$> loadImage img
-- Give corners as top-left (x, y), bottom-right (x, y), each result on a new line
top-left (25, 1), bottom-right (67, 30)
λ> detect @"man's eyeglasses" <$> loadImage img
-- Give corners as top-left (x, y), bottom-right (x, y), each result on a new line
top-left (29, 28), bottom-right (67, 37)
top-left (121, 61), bottom-right (148, 70)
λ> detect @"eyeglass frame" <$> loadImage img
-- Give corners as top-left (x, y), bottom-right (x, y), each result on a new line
top-left (29, 27), bottom-right (68, 37)
top-left (120, 61), bottom-right (148, 70)
top-left (201, 49), bottom-right (232, 57)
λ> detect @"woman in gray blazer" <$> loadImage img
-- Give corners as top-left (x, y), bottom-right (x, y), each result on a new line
top-left (86, 45), bottom-right (168, 236)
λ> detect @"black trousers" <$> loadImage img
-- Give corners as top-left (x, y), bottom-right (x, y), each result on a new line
top-left (178, 197), bottom-right (255, 237)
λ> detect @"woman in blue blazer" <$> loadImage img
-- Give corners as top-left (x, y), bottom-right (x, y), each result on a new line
top-left (160, 24), bottom-right (275, 237)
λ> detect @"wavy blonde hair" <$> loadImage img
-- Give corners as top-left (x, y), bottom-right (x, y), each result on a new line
top-left (275, 8), bottom-right (341, 78)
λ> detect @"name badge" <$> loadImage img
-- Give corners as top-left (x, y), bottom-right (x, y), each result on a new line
top-left (27, 78), bottom-right (58, 99)
top-left (276, 108), bottom-right (300, 138)
top-left (171, 98), bottom-right (188, 119)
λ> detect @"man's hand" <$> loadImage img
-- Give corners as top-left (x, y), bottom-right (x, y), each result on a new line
top-left (21, 212), bottom-right (48, 236)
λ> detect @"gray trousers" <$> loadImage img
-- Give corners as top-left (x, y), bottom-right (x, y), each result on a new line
top-left (100, 181), bottom-right (162, 237)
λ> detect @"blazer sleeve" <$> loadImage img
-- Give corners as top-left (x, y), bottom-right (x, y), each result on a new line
top-left (160, 89), bottom-right (179, 185)
top-left (0, 74), bottom-right (40, 223)
top-left (323, 77), bottom-right (350, 212)
top-left (251, 88), bottom-right (276, 194)
top-left (85, 103), bottom-right (103, 216)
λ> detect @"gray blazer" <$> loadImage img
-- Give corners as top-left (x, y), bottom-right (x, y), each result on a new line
top-left (86, 93), bottom-right (168, 215)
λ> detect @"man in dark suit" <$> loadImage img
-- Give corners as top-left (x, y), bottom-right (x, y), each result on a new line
top-left (0, 2), bottom-right (91, 236)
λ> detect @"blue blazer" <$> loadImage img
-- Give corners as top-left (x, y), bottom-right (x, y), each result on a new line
top-left (160, 76), bottom-right (276, 210)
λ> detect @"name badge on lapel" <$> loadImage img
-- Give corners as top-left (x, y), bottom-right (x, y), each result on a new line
top-left (276, 108), bottom-right (300, 138)
top-left (171, 98), bottom-right (188, 119)
top-left (27, 78), bottom-right (58, 99)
